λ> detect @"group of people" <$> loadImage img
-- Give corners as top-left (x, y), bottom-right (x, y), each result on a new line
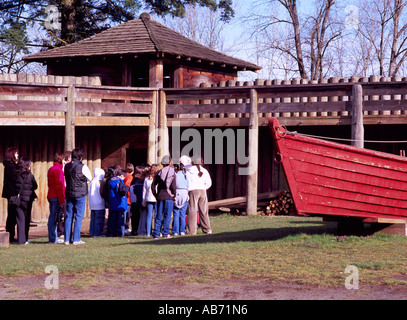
top-left (2, 145), bottom-right (213, 245)
top-left (88, 154), bottom-right (213, 240)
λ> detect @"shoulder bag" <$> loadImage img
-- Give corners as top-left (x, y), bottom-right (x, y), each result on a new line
top-left (10, 174), bottom-right (29, 207)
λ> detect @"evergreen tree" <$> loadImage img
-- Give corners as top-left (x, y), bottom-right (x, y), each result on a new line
top-left (0, 0), bottom-right (234, 72)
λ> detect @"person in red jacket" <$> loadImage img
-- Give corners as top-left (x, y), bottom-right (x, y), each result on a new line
top-left (47, 152), bottom-right (65, 243)
top-left (123, 163), bottom-right (134, 234)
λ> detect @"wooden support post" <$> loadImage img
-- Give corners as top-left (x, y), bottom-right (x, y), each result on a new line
top-left (246, 89), bottom-right (259, 216)
top-left (351, 84), bottom-right (364, 148)
top-left (147, 90), bottom-right (158, 165)
top-left (149, 59), bottom-right (164, 88)
top-left (65, 85), bottom-right (75, 152)
top-left (158, 90), bottom-right (169, 163)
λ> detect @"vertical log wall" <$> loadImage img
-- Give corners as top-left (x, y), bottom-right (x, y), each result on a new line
top-left (0, 74), bottom-right (102, 223)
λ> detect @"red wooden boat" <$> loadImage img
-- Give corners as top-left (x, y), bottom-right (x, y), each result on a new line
top-left (269, 117), bottom-right (407, 221)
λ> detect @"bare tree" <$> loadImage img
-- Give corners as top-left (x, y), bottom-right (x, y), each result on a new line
top-left (357, 0), bottom-right (392, 76)
top-left (357, 0), bottom-right (407, 76)
top-left (306, 0), bottom-right (342, 80)
top-left (240, 0), bottom-right (343, 80)
top-left (157, 4), bottom-right (231, 52)
top-left (274, 0), bottom-right (308, 79)
top-left (389, 0), bottom-right (407, 76)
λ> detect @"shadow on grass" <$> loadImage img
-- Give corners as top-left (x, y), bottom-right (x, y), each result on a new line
top-left (119, 222), bottom-right (340, 246)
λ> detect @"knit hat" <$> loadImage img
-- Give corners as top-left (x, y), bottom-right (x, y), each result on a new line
top-left (161, 155), bottom-right (172, 165)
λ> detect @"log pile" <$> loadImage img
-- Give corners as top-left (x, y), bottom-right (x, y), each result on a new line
top-left (262, 191), bottom-right (296, 216)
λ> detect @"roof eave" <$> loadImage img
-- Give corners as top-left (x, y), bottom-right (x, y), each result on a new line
top-left (24, 51), bottom-right (262, 72)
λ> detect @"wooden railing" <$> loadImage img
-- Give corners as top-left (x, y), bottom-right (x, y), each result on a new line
top-left (0, 81), bottom-right (155, 120)
top-left (0, 81), bottom-right (157, 160)
top-left (1, 76), bottom-right (407, 127)
top-left (164, 80), bottom-right (407, 127)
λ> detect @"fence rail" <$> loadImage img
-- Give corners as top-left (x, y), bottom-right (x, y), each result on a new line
top-left (0, 76), bottom-right (407, 126)
top-left (164, 81), bottom-right (407, 126)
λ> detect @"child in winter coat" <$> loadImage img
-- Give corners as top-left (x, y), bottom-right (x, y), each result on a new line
top-left (107, 168), bottom-right (129, 237)
top-left (141, 164), bottom-right (159, 236)
top-left (14, 157), bottom-right (37, 245)
top-left (172, 163), bottom-right (189, 236)
top-left (88, 168), bottom-right (105, 237)
top-left (152, 155), bottom-right (177, 239)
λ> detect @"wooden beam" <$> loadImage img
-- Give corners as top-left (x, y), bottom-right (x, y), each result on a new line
top-left (0, 83), bottom-right (67, 97)
top-left (208, 191), bottom-right (283, 210)
top-left (75, 102), bottom-right (151, 114)
top-left (147, 90), bottom-right (158, 165)
top-left (122, 62), bottom-right (132, 87)
top-left (351, 84), bottom-right (364, 148)
top-left (149, 59), bottom-right (164, 88)
top-left (246, 88), bottom-right (259, 216)
top-left (0, 100), bottom-right (67, 112)
top-left (167, 118), bottom-right (250, 127)
top-left (75, 87), bottom-right (155, 101)
top-left (158, 90), bottom-right (168, 163)
top-left (75, 116), bottom-right (149, 126)
top-left (0, 116), bottom-right (65, 126)
top-left (65, 85), bottom-right (75, 151)
top-left (173, 66), bottom-right (183, 89)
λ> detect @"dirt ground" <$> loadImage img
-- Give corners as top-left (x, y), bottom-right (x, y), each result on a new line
top-left (2, 271), bottom-right (407, 300)
top-left (1, 222), bottom-right (407, 300)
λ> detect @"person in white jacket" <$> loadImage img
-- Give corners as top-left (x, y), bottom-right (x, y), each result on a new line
top-left (139, 164), bottom-right (158, 236)
top-left (186, 156), bottom-right (212, 235)
top-left (88, 168), bottom-right (105, 237)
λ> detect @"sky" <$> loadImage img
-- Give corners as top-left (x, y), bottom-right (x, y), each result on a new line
top-left (222, 0), bottom-right (358, 80)
top-left (24, 0), bottom-right (360, 80)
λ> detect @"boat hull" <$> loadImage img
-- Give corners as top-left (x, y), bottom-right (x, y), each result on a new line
top-left (269, 117), bottom-right (407, 221)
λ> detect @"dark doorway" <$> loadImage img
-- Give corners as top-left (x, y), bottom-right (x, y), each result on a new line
top-left (126, 148), bottom-right (148, 167)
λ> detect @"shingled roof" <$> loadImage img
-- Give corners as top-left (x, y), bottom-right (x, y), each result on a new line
top-left (24, 13), bottom-right (261, 72)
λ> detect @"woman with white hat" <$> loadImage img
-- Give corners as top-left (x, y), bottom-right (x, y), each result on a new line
top-left (186, 156), bottom-right (212, 235)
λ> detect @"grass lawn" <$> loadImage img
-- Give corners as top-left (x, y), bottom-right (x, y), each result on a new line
top-left (1, 215), bottom-right (407, 287)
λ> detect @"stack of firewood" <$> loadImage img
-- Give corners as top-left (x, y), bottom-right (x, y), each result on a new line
top-left (262, 191), bottom-right (296, 216)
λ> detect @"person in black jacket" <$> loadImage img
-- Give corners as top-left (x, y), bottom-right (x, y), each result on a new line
top-left (64, 147), bottom-right (92, 245)
top-left (14, 157), bottom-right (37, 245)
top-left (2, 147), bottom-right (19, 243)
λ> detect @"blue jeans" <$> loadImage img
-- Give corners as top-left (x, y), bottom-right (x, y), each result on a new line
top-left (65, 196), bottom-right (86, 243)
top-left (172, 201), bottom-right (188, 234)
top-left (90, 209), bottom-right (105, 237)
top-left (48, 198), bottom-right (60, 243)
top-left (107, 210), bottom-right (125, 237)
top-left (153, 200), bottom-right (173, 238)
top-left (146, 202), bottom-right (156, 236)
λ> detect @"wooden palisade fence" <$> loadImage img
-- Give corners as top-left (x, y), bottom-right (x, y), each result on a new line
top-left (1, 74), bottom-right (407, 222)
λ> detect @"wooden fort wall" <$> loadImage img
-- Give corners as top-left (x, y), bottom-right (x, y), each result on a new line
top-left (0, 74), bottom-right (407, 222)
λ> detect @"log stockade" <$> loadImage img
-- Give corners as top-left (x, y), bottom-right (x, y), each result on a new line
top-left (1, 73), bottom-right (407, 223)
